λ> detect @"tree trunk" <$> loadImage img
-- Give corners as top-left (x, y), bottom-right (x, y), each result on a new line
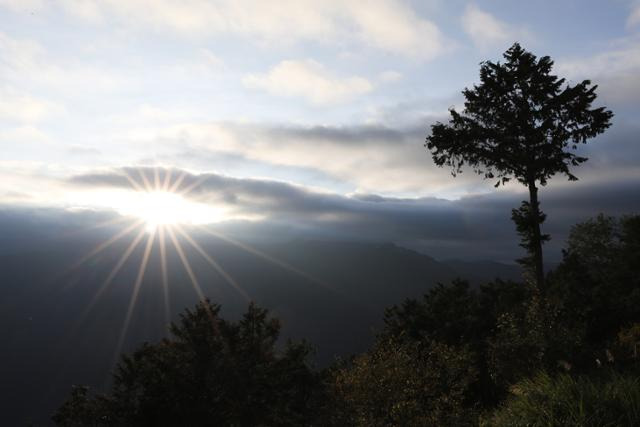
top-left (527, 181), bottom-right (545, 290)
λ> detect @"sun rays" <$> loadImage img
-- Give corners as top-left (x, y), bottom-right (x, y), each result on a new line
top-left (61, 166), bottom-right (335, 376)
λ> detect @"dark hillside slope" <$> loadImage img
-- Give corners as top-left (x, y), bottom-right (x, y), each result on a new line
top-left (0, 231), bottom-right (522, 425)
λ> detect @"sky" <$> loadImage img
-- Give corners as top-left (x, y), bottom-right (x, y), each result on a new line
top-left (1, 0), bottom-right (639, 261)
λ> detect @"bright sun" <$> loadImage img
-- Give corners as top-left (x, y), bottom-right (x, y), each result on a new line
top-left (118, 191), bottom-right (226, 231)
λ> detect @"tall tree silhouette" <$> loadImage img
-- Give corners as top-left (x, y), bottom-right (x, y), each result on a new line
top-left (426, 43), bottom-right (613, 288)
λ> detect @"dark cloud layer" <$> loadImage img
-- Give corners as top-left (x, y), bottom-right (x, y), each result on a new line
top-left (64, 165), bottom-right (640, 262)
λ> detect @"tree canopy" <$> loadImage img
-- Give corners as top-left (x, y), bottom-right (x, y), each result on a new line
top-left (53, 300), bottom-right (318, 426)
top-left (426, 42), bottom-right (612, 188)
top-left (426, 43), bottom-right (613, 288)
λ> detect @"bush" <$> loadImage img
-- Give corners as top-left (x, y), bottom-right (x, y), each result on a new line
top-left (548, 214), bottom-right (640, 347)
top-left (329, 338), bottom-right (479, 426)
top-left (487, 371), bottom-right (640, 426)
top-left (487, 294), bottom-right (584, 390)
top-left (384, 279), bottom-right (531, 405)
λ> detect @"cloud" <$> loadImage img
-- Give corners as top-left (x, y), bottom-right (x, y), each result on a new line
top-left (557, 38), bottom-right (640, 77)
top-left (628, 2), bottom-right (640, 28)
top-left (63, 167), bottom-right (480, 232)
top-left (556, 36), bottom-right (640, 107)
top-left (65, 167), bottom-right (455, 226)
top-left (1, 0), bottom-right (448, 59)
top-left (0, 88), bottom-right (63, 123)
top-left (0, 125), bottom-right (51, 144)
top-left (0, 0), bottom-right (45, 13)
top-left (461, 4), bottom-right (526, 48)
top-left (0, 32), bottom-right (44, 74)
top-left (198, 48), bottom-right (226, 71)
top-left (66, 145), bottom-right (101, 156)
top-left (378, 70), bottom-right (403, 83)
top-left (0, 32), bottom-right (221, 120)
top-left (64, 165), bottom-right (640, 262)
top-left (127, 120), bottom-right (476, 196)
top-left (243, 59), bottom-right (372, 105)
top-left (81, 107), bottom-right (639, 199)
top-left (0, 32), bottom-right (129, 93)
top-left (339, 0), bottom-right (446, 59)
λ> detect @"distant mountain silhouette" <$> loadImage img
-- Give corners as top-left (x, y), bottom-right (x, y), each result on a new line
top-left (0, 231), bottom-right (523, 425)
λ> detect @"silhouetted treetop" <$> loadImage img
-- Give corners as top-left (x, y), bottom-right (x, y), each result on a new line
top-left (427, 42), bottom-right (613, 187)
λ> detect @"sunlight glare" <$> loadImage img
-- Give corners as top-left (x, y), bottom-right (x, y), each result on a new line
top-left (117, 190), bottom-right (226, 231)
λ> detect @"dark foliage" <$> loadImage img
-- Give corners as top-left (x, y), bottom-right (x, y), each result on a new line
top-left (486, 293), bottom-right (584, 391)
top-left (510, 200), bottom-right (549, 279)
top-left (548, 215), bottom-right (640, 355)
top-left (53, 300), bottom-right (318, 426)
top-left (54, 214), bottom-right (640, 425)
top-left (383, 279), bottom-right (530, 406)
top-left (383, 279), bottom-right (526, 348)
top-left (365, 214), bottom-right (640, 422)
top-left (426, 42), bottom-right (613, 288)
top-left (487, 371), bottom-right (640, 426)
top-left (329, 338), bottom-right (479, 426)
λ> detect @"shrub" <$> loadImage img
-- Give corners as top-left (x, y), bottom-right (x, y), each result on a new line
top-left (487, 371), bottom-right (640, 426)
top-left (330, 338), bottom-right (478, 426)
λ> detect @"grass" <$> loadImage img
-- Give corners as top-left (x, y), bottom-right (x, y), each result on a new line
top-left (487, 370), bottom-right (640, 426)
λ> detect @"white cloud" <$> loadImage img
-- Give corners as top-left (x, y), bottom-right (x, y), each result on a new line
top-left (2, 0), bottom-right (448, 59)
top-left (198, 48), bottom-right (226, 71)
top-left (0, 125), bottom-right (52, 144)
top-left (461, 4), bottom-right (523, 48)
top-left (557, 37), bottom-right (640, 77)
top-left (0, 0), bottom-right (45, 13)
top-left (0, 88), bottom-right (63, 122)
top-left (379, 70), bottom-right (403, 83)
top-left (243, 59), bottom-right (373, 105)
top-left (628, 2), bottom-right (640, 28)
top-left (342, 0), bottom-right (446, 59)
top-left (59, 0), bottom-right (105, 23)
top-left (0, 32), bottom-right (129, 93)
top-left (557, 36), bottom-right (640, 105)
top-left (113, 120), bottom-right (489, 197)
top-left (0, 32), bottom-right (221, 108)
top-left (0, 32), bottom-right (44, 72)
